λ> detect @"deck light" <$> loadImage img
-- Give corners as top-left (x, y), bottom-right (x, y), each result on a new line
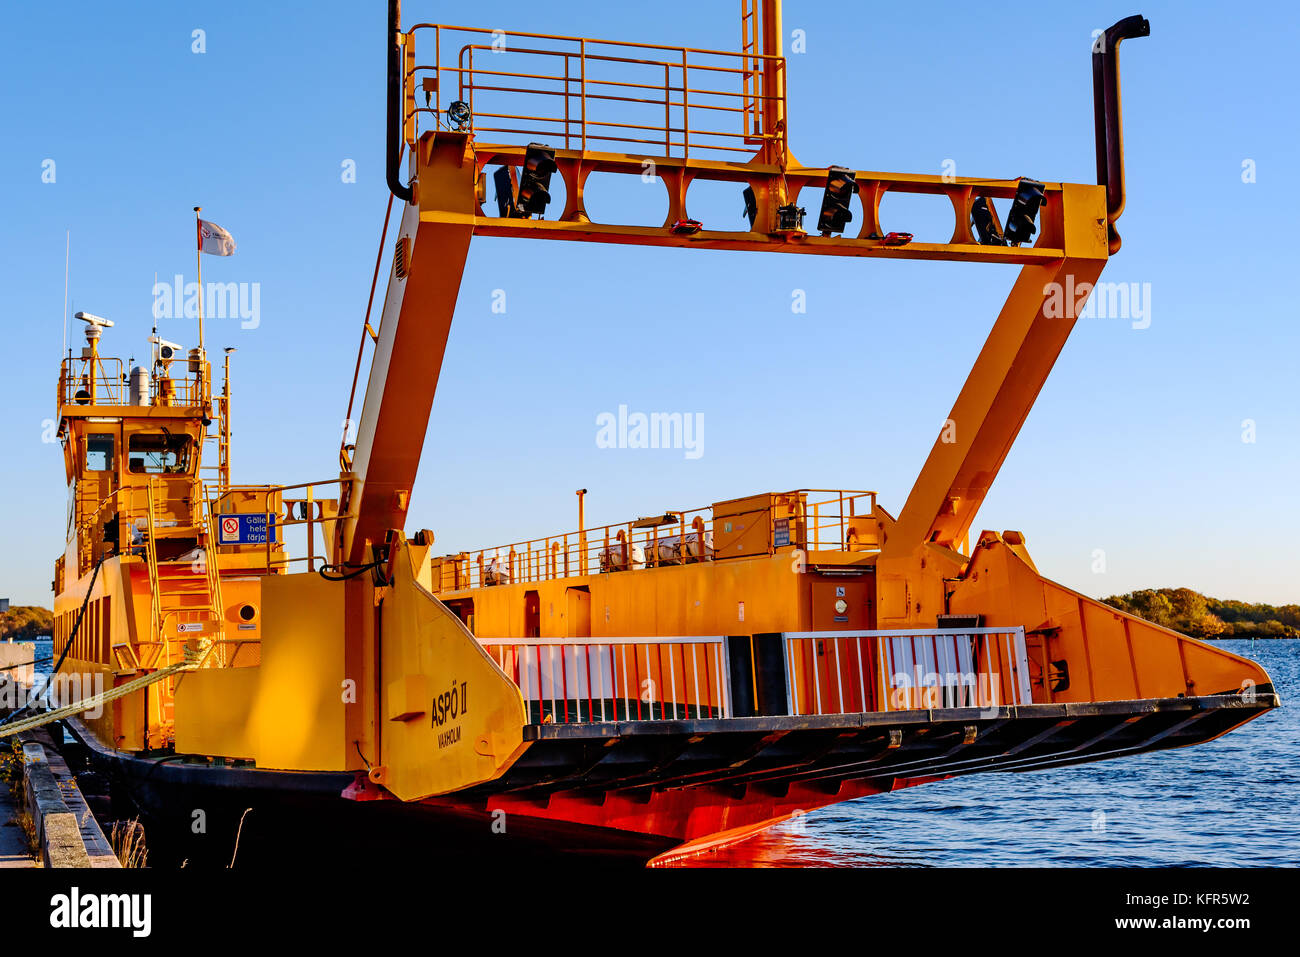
top-left (776, 203), bottom-right (806, 232)
top-left (742, 186), bottom-right (758, 229)
top-left (971, 196), bottom-right (1007, 246)
top-left (446, 100), bottom-right (471, 130)
top-left (1003, 178), bottom-right (1046, 246)
top-left (817, 166), bottom-right (857, 236)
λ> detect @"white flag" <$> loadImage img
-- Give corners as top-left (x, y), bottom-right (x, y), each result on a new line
top-left (198, 219), bottom-right (236, 256)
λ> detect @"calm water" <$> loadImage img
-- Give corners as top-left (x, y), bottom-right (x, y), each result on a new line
top-left (687, 639), bottom-right (1299, 867)
top-left (31, 637), bottom-right (52, 676)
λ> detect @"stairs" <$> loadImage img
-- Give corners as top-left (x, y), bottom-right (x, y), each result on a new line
top-left (142, 479), bottom-right (226, 671)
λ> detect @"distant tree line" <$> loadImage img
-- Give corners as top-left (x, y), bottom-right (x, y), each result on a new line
top-left (0, 606), bottom-right (53, 641)
top-left (1102, 588), bottom-right (1299, 639)
top-left (3, 593), bottom-right (1294, 643)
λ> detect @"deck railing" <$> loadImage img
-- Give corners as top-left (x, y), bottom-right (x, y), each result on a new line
top-left (207, 478), bottom-right (350, 573)
top-left (404, 23), bottom-right (786, 160)
top-left (435, 490), bottom-right (878, 592)
top-left (478, 627), bottom-right (1033, 726)
top-left (782, 628), bottom-right (1033, 717)
top-left (480, 635), bottom-right (730, 724)
top-left (57, 356), bottom-right (125, 406)
top-left (58, 357), bottom-right (210, 408)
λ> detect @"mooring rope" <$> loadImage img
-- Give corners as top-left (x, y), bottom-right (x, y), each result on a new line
top-left (0, 642), bottom-right (208, 739)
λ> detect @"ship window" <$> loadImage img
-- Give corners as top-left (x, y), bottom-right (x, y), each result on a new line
top-left (128, 432), bottom-right (191, 474)
top-left (86, 434), bottom-right (114, 472)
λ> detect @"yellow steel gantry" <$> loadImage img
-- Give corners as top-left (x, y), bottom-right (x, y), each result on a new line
top-left (337, 4), bottom-right (1149, 573)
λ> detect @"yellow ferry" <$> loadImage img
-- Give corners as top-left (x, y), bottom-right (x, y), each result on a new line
top-left (33, 2), bottom-right (1277, 865)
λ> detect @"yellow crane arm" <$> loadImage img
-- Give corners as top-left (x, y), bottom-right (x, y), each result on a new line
top-left (884, 15), bottom-right (1149, 556)
top-left (339, 129), bottom-right (476, 566)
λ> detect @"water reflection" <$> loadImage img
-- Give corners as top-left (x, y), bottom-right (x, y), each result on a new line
top-left (680, 640), bottom-right (1297, 868)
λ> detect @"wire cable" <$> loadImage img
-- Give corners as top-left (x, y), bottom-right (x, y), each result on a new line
top-left (317, 559), bottom-right (384, 582)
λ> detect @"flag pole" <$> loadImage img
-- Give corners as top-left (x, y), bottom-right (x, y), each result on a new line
top-left (193, 206), bottom-right (205, 352)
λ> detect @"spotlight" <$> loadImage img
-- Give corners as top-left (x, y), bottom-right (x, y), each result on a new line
top-left (515, 142), bottom-right (558, 217)
top-left (742, 186), bottom-right (758, 230)
top-left (447, 100), bottom-right (471, 130)
top-left (1004, 178), bottom-right (1046, 246)
top-left (971, 196), bottom-right (1006, 245)
top-left (817, 166), bottom-right (856, 236)
top-left (776, 203), bottom-right (806, 232)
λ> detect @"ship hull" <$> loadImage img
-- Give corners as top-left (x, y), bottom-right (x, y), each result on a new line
top-left (63, 686), bottom-right (1276, 868)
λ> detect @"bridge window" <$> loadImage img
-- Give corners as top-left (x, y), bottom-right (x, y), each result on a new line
top-left (128, 432), bottom-right (191, 474)
top-left (86, 434), bottom-right (114, 471)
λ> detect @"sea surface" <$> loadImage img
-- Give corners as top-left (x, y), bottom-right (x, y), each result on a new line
top-left (685, 639), bottom-right (1298, 867)
top-left (30, 637), bottom-right (52, 679)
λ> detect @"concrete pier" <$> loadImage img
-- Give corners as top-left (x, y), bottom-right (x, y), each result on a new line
top-left (21, 731), bottom-right (119, 868)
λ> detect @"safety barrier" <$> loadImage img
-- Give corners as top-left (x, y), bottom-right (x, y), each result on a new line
top-left (480, 635), bottom-right (730, 724)
top-left (478, 626), bottom-right (1032, 726)
top-left (403, 23), bottom-right (786, 160)
top-left (59, 356), bottom-right (210, 408)
top-left (782, 628), bottom-right (1033, 716)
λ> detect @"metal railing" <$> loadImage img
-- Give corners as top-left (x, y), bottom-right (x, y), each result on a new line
top-left (783, 628), bottom-right (1033, 717)
top-left (405, 23), bottom-right (786, 160)
top-left (435, 490), bottom-right (878, 592)
top-left (480, 635), bottom-right (730, 724)
top-left (803, 490), bottom-right (879, 552)
top-left (478, 626), bottom-right (1033, 727)
top-left (58, 357), bottom-right (210, 408)
top-left (207, 478), bottom-right (350, 573)
top-left (58, 357), bottom-right (125, 406)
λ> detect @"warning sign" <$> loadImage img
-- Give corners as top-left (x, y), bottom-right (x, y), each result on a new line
top-left (218, 513), bottom-right (274, 545)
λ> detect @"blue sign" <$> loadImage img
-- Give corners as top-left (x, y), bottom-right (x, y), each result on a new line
top-left (218, 513), bottom-right (274, 545)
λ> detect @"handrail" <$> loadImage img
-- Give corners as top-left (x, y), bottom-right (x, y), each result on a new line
top-left (434, 489), bottom-right (877, 591)
top-left (58, 356), bottom-right (211, 409)
top-left (209, 477), bottom-right (351, 573)
top-left (478, 627), bottom-right (1033, 726)
top-left (401, 22), bottom-right (786, 162)
top-left (479, 634), bottom-right (730, 723)
top-left (58, 356), bottom-right (124, 406)
top-left (783, 628), bottom-right (1032, 716)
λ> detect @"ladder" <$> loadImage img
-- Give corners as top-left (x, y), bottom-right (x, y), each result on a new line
top-left (741, 0), bottom-right (762, 142)
top-left (143, 478), bottom-right (227, 670)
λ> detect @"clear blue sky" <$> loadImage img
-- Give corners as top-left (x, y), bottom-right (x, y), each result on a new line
top-left (1, 1), bottom-right (1296, 608)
